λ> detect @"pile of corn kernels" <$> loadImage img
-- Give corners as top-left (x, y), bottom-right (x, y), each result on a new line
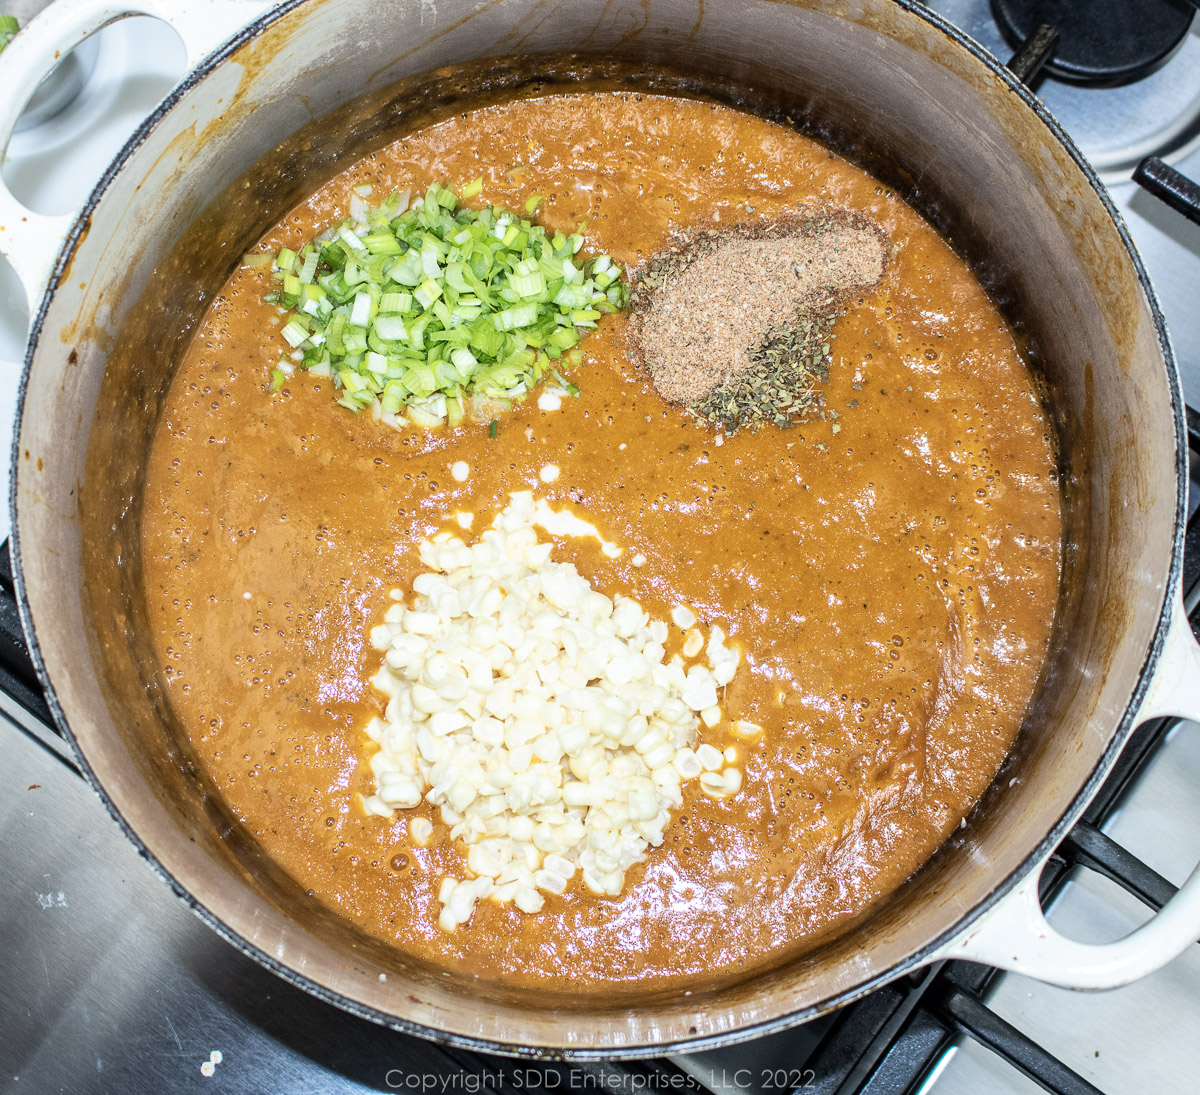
top-left (360, 491), bottom-right (747, 931)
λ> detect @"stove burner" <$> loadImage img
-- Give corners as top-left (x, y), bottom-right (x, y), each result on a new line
top-left (992, 0), bottom-right (1197, 86)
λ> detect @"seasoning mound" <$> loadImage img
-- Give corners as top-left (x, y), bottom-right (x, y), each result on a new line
top-left (630, 210), bottom-right (889, 430)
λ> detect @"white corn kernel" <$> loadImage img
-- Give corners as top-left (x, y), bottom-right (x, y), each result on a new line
top-left (402, 611), bottom-right (440, 635)
top-left (671, 605), bottom-right (697, 630)
top-left (360, 794), bottom-right (393, 818)
top-left (515, 886), bottom-right (545, 913)
top-left (542, 853), bottom-right (576, 879)
top-left (673, 749), bottom-right (703, 780)
top-left (682, 681), bottom-right (719, 711)
top-left (535, 869), bottom-right (568, 895)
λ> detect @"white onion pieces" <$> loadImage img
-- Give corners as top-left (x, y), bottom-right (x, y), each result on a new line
top-left (360, 491), bottom-right (744, 931)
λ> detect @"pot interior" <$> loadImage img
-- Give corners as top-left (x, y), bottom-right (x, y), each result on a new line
top-left (13, 0), bottom-right (1181, 1053)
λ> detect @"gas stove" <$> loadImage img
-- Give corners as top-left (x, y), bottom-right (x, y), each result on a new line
top-left (2, 4), bottom-right (1199, 1093)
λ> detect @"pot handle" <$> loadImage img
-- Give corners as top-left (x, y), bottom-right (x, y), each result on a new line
top-left (935, 593), bottom-right (1200, 987)
top-left (0, 0), bottom-right (275, 310)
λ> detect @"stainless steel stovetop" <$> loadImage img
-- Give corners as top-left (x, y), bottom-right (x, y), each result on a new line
top-left (2, 5), bottom-right (1199, 1094)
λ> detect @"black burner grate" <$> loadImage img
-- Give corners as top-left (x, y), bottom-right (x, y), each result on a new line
top-left (992, 0), bottom-right (1197, 87)
top-left (0, 539), bottom-right (52, 732)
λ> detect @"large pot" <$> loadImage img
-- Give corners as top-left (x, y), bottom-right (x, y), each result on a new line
top-left (3, 0), bottom-right (1200, 1057)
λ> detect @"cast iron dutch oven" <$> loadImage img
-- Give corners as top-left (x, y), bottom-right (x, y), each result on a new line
top-left (2, 0), bottom-right (1199, 1056)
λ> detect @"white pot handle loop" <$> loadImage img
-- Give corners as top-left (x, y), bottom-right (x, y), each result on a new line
top-left (939, 595), bottom-right (1200, 988)
top-left (0, 0), bottom-right (274, 311)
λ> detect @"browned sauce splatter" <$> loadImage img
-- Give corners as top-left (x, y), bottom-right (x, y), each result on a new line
top-left (140, 93), bottom-right (1062, 990)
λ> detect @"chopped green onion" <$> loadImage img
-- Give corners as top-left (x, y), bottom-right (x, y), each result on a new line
top-left (362, 231), bottom-right (403, 255)
top-left (381, 382), bottom-right (405, 414)
top-left (525, 193), bottom-right (544, 215)
top-left (257, 181), bottom-right (628, 427)
top-left (339, 369), bottom-right (368, 394)
top-left (495, 302), bottom-right (539, 331)
top-left (510, 271), bottom-right (547, 299)
top-left (270, 368), bottom-right (287, 392)
top-left (379, 291), bottom-right (412, 313)
top-left (489, 419), bottom-right (498, 439)
top-left (373, 314), bottom-right (408, 341)
top-left (338, 225), bottom-right (367, 253)
top-left (414, 278), bottom-right (443, 309)
top-left (407, 403), bottom-right (444, 428)
top-left (281, 317), bottom-right (310, 347)
top-left (349, 291), bottom-right (372, 327)
top-left (547, 326), bottom-right (579, 352)
top-left (0, 14), bottom-right (18, 54)
top-left (242, 252), bottom-right (273, 268)
top-left (571, 308), bottom-right (603, 327)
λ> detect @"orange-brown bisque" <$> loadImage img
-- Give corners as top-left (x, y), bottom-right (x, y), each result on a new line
top-left (137, 91), bottom-right (1062, 993)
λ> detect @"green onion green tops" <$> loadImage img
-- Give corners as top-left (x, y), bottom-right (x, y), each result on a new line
top-left (247, 182), bottom-right (629, 428)
top-left (0, 15), bottom-right (19, 53)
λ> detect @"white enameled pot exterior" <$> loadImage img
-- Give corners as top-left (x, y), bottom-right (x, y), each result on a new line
top-left (1, 0), bottom-right (1199, 1054)
top-left (0, 0), bottom-right (273, 307)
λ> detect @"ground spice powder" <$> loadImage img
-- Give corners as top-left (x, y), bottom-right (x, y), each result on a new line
top-left (629, 209), bottom-right (889, 430)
